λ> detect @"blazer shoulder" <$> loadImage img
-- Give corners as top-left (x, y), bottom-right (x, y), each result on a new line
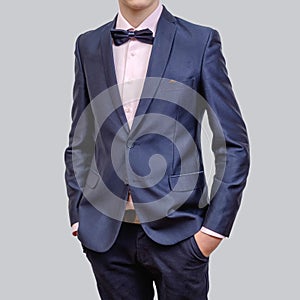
top-left (75, 20), bottom-right (113, 49)
top-left (174, 16), bottom-right (218, 40)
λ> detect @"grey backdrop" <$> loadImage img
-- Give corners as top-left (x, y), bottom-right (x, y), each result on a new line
top-left (1, 0), bottom-right (299, 299)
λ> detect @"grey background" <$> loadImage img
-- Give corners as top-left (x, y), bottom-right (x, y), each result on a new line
top-left (1, 0), bottom-right (299, 299)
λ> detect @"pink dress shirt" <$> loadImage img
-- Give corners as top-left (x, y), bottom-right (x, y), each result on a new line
top-left (72, 3), bottom-right (224, 239)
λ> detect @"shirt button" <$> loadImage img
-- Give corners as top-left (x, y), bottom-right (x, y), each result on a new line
top-left (131, 52), bottom-right (135, 57)
top-left (125, 107), bottom-right (131, 113)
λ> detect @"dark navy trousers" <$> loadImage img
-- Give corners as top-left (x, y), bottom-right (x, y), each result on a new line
top-left (83, 223), bottom-right (209, 299)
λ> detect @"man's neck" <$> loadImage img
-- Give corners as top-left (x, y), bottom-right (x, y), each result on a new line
top-left (118, 1), bottom-right (160, 28)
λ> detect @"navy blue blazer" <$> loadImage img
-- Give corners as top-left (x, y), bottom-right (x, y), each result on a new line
top-left (65, 7), bottom-right (250, 252)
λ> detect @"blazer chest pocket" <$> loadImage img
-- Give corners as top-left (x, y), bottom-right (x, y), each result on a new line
top-left (168, 171), bottom-right (204, 192)
top-left (161, 77), bottom-right (196, 91)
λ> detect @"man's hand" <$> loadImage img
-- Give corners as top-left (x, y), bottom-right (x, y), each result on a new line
top-left (194, 230), bottom-right (223, 257)
top-left (72, 222), bottom-right (79, 237)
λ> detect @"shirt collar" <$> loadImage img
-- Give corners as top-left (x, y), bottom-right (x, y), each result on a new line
top-left (116, 3), bottom-right (163, 36)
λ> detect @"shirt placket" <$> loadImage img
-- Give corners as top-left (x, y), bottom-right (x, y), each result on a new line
top-left (122, 39), bottom-right (143, 129)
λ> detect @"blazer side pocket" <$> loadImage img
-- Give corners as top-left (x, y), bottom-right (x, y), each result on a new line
top-left (85, 169), bottom-right (100, 189)
top-left (168, 171), bottom-right (204, 192)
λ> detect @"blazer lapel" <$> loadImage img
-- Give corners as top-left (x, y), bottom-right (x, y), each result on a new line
top-left (99, 17), bottom-right (129, 132)
top-left (130, 7), bottom-right (177, 133)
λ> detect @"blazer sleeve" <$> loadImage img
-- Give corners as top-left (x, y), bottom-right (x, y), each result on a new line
top-left (64, 35), bottom-right (94, 226)
top-left (201, 29), bottom-right (250, 237)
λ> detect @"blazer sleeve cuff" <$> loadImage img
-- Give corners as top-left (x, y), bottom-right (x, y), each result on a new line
top-left (200, 226), bottom-right (225, 239)
top-left (71, 222), bottom-right (79, 236)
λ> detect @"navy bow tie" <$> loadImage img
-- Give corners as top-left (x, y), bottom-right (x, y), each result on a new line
top-left (110, 28), bottom-right (154, 46)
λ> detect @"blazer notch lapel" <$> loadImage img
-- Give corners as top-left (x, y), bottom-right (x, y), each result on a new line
top-left (146, 7), bottom-right (177, 79)
top-left (131, 8), bottom-right (177, 132)
top-left (99, 18), bottom-right (129, 131)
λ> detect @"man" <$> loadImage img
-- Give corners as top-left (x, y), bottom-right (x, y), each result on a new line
top-left (64, 0), bottom-right (250, 299)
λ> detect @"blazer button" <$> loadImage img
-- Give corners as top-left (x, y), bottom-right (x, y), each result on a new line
top-left (127, 140), bottom-right (135, 148)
